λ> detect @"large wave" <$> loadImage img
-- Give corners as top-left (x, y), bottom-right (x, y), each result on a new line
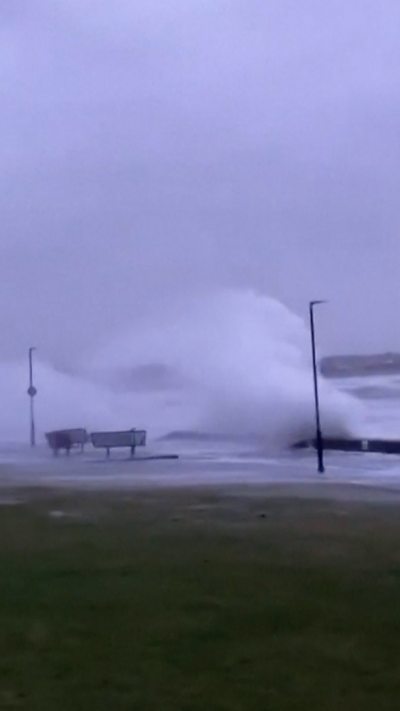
top-left (0, 290), bottom-right (362, 446)
top-left (87, 290), bottom-right (362, 445)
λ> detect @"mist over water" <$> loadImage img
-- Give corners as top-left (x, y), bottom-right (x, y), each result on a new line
top-left (0, 290), bottom-right (361, 447)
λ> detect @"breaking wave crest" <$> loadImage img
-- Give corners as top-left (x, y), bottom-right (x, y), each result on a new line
top-left (0, 290), bottom-right (362, 446)
top-left (88, 290), bottom-right (361, 446)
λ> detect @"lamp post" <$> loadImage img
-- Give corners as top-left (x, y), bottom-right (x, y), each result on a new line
top-left (309, 301), bottom-right (326, 473)
top-left (27, 347), bottom-right (37, 447)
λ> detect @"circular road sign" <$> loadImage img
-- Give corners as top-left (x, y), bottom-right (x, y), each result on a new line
top-left (27, 386), bottom-right (37, 397)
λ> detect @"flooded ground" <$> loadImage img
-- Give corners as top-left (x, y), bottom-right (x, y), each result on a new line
top-left (0, 439), bottom-right (399, 504)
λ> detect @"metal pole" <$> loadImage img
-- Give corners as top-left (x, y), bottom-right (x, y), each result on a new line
top-left (28, 347), bottom-right (37, 448)
top-left (309, 302), bottom-right (326, 473)
top-left (30, 396), bottom-right (35, 448)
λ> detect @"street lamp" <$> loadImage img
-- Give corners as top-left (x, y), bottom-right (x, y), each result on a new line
top-left (27, 347), bottom-right (37, 447)
top-left (309, 301), bottom-right (326, 473)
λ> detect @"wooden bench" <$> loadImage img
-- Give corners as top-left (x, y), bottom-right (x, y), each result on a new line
top-left (45, 428), bottom-right (89, 456)
top-left (90, 429), bottom-right (147, 458)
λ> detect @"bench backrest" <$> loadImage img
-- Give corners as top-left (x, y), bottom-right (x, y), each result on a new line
top-left (46, 428), bottom-right (88, 446)
top-left (63, 428), bottom-right (88, 444)
top-left (90, 430), bottom-right (147, 448)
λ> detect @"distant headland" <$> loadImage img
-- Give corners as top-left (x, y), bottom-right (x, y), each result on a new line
top-left (320, 353), bottom-right (400, 378)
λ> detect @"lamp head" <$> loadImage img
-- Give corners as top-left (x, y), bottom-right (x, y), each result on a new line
top-left (310, 300), bottom-right (327, 308)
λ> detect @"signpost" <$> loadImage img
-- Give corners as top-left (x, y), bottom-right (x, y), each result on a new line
top-left (28, 347), bottom-right (37, 447)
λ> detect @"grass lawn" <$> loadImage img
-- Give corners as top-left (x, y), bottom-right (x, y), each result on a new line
top-left (0, 486), bottom-right (400, 709)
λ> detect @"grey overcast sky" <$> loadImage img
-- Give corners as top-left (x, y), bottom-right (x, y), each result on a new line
top-left (1, 0), bottom-right (399, 363)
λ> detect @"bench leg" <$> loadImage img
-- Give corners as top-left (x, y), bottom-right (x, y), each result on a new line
top-left (106, 448), bottom-right (110, 459)
top-left (130, 446), bottom-right (136, 459)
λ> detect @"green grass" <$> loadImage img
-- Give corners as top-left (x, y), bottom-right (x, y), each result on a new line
top-left (0, 488), bottom-right (400, 709)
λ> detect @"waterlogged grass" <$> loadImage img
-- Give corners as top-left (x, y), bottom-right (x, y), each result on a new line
top-left (0, 489), bottom-right (400, 709)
